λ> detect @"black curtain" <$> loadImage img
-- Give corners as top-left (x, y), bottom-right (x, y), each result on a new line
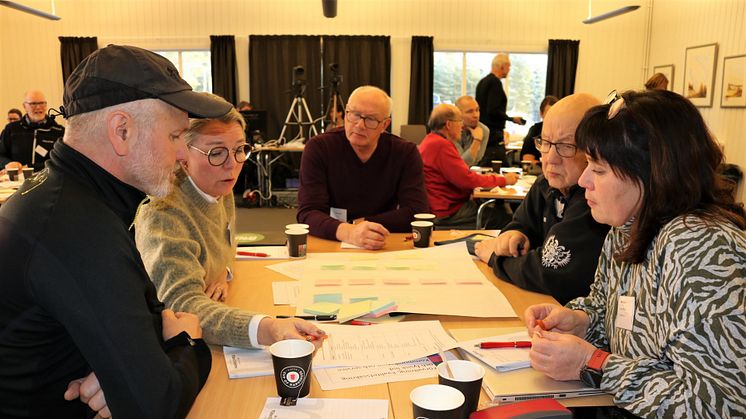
top-left (321, 35), bottom-right (391, 114)
top-left (210, 35), bottom-right (238, 105)
top-left (249, 35), bottom-right (322, 140)
top-left (408, 36), bottom-right (433, 125)
top-left (545, 39), bottom-right (580, 99)
top-left (59, 37), bottom-right (98, 84)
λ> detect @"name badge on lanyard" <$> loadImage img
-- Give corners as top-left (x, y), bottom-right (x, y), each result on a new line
top-left (615, 295), bottom-right (635, 331)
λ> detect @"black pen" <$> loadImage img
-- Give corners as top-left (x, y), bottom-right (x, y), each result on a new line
top-left (277, 315), bottom-right (337, 321)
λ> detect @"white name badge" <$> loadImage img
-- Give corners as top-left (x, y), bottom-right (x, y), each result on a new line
top-left (615, 295), bottom-right (635, 331)
top-left (35, 145), bottom-right (48, 157)
top-left (330, 207), bottom-right (347, 223)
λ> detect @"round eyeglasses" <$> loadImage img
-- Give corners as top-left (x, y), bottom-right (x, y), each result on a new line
top-left (534, 137), bottom-right (578, 158)
top-left (344, 110), bottom-right (387, 129)
top-left (188, 143), bottom-right (252, 166)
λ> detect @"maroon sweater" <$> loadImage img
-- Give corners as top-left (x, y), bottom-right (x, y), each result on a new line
top-left (297, 128), bottom-right (429, 240)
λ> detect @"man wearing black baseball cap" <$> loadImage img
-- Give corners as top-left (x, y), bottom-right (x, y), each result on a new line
top-left (0, 45), bottom-right (232, 418)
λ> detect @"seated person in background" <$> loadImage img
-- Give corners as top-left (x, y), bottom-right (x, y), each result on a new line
top-left (419, 104), bottom-right (518, 229)
top-left (0, 90), bottom-right (65, 173)
top-left (297, 85), bottom-right (429, 250)
top-left (6, 108), bottom-right (21, 125)
top-left (454, 95), bottom-right (489, 166)
top-left (520, 95), bottom-right (558, 162)
top-left (236, 100), bottom-right (253, 111)
top-left (644, 72), bottom-right (668, 90)
top-left (525, 89), bottom-right (745, 417)
top-left (474, 93), bottom-right (609, 305)
top-left (136, 103), bottom-right (325, 349)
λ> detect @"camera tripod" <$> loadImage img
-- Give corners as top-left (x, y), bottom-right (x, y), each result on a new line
top-left (322, 88), bottom-right (345, 131)
top-left (279, 84), bottom-right (319, 144)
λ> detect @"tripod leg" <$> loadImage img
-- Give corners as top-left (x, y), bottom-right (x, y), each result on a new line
top-left (279, 97), bottom-right (299, 143)
top-left (300, 98), bottom-right (319, 138)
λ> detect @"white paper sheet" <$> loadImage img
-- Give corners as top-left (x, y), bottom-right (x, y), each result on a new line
top-left (313, 321), bottom-right (458, 367)
top-left (456, 330), bottom-right (531, 372)
top-left (314, 357), bottom-right (436, 390)
top-left (223, 346), bottom-right (273, 378)
top-left (272, 281), bottom-right (301, 305)
top-left (295, 243), bottom-right (516, 318)
top-left (266, 260), bottom-right (306, 280)
top-left (259, 397), bottom-right (388, 419)
top-left (340, 241), bottom-right (363, 249)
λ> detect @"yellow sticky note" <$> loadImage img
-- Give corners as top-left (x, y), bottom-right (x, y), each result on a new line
top-left (337, 300), bottom-right (372, 323)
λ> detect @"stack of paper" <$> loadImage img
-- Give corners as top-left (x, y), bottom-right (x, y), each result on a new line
top-left (223, 346), bottom-right (273, 378)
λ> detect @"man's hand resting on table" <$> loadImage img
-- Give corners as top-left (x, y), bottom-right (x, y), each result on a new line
top-left (336, 221), bottom-right (390, 250)
top-left (474, 230), bottom-right (530, 262)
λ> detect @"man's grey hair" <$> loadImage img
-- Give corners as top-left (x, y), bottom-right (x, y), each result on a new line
top-left (348, 85), bottom-right (393, 118)
top-left (454, 95), bottom-right (476, 110)
top-left (491, 53), bottom-right (510, 70)
top-left (64, 98), bottom-right (164, 144)
top-left (427, 104), bottom-right (460, 132)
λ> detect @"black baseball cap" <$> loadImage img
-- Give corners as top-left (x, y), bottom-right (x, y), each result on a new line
top-left (63, 44), bottom-right (232, 118)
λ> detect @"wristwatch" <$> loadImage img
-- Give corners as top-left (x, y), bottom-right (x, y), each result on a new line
top-left (579, 348), bottom-right (610, 388)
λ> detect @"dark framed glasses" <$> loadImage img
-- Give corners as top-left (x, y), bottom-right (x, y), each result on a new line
top-left (344, 110), bottom-right (387, 129)
top-left (605, 90), bottom-right (626, 119)
top-left (188, 143), bottom-right (252, 166)
top-left (534, 137), bottom-right (578, 158)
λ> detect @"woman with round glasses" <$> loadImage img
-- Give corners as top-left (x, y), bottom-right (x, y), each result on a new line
top-left (136, 103), bottom-right (325, 349)
top-left (525, 89), bottom-right (745, 417)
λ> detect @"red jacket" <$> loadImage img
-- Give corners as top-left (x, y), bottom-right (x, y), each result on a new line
top-left (418, 132), bottom-right (505, 217)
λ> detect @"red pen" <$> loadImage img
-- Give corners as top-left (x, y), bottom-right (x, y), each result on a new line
top-left (349, 320), bottom-right (372, 326)
top-left (536, 319), bottom-right (547, 331)
top-left (476, 341), bottom-right (532, 349)
top-left (237, 251), bottom-right (269, 257)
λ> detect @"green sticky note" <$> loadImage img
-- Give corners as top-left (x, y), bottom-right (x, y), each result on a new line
top-left (314, 293), bottom-right (343, 304)
top-left (304, 302), bottom-right (341, 315)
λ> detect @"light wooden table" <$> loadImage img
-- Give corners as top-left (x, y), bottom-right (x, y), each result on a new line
top-left (186, 231), bottom-right (611, 419)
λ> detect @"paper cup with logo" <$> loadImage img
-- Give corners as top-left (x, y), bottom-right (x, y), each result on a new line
top-left (437, 360), bottom-right (485, 419)
top-left (414, 213), bottom-right (436, 222)
top-left (411, 220), bottom-right (433, 248)
top-left (286, 228), bottom-right (308, 258)
top-left (410, 384), bottom-right (465, 419)
top-left (491, 160), bottom-right (502, 172)
top-left (269, 339), bottom-right (315, 399)
top-left (21, 168), bottom-right (33, 180)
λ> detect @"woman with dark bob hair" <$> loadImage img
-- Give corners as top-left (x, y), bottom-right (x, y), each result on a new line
top-left (524, 89), bottom-right (745, 417)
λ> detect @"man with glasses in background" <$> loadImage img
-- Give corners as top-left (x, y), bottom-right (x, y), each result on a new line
top-left (419, 104), bottom-right (517, 229)
top-left (0, 90), bottom-right (65, 173)
top-left (297, 85), bottom-right (428, 250)
top-left (474, 93), bottom-right (610, 304)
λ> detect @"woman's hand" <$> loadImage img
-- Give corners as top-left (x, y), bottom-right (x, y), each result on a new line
top-left (205, 274), bottom-right (229, 302)
top-left (257, 317), bottom-right (327, 349)
top-left (529, 330), bottom-right (597, 381)
top-left (524, 304), bottom-right (589, 338)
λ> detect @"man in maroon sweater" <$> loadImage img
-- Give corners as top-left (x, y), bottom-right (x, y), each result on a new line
top-left (297, 86), bottom-right (428, 250)
top-left (419, 104), bottom-right (518, 228)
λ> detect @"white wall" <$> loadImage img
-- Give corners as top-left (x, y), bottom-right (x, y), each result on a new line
top-left (0, 0), bottom-right (743, 201)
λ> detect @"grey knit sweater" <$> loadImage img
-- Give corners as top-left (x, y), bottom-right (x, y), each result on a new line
top-left (135, 169), bottom-right (256, 348)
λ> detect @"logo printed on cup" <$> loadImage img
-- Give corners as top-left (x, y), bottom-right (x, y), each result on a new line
top-left (412, 229), bottom-right (421, 242)
top-left (280, 365), bottom-right (306, 388)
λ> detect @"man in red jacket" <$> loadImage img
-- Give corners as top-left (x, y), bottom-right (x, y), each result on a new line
top-left (419, 104), bottom-right (518, 228)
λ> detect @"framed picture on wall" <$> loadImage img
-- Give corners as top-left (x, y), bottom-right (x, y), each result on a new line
top-left (652, 64), bottom-right (674, 91)
top-left (720, 54), bottom-right (746, 108)
top-left (683, 43), bottom-right (718, 107)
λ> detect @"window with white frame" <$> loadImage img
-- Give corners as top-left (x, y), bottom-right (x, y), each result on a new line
top-left (155, 50), bottom-right (212, 93)
top-left (434, 51), bottom-right (547, 137)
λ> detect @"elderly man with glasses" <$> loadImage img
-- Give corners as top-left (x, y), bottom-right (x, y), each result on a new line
top-left (0, 90), bottom-right (65, 173)
top-left (419, 103), bottom-right (517, 229)
top-left (297, 85), bottom-right (429, 250)
top-left (474, 93), bottom-right (610, 305)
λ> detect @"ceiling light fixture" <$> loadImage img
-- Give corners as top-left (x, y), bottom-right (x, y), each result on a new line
top-left (583, 0), bottom-right (639, 24)
top-left (0, 0), bottom-right (60, 20)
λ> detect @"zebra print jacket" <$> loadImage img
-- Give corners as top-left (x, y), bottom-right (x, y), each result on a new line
top-left (566, 215), bottom-right (746, 418)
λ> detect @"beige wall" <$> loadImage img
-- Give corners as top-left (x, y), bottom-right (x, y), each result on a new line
top-left (0, 0), bottom-right (743, 200)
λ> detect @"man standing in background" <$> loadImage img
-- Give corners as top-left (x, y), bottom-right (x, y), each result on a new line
top-left (0, 90), bottom-right (64, 172)
top-left (475, 53), bottom-right (525, 166)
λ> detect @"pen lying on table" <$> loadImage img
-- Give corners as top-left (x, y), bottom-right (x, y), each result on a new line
top-left (236, 251), bottom-right (269, 257)
top-left (277, 315), bottom-right (337, 321)
top-left (476, 341), bottom-right (532, 349)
